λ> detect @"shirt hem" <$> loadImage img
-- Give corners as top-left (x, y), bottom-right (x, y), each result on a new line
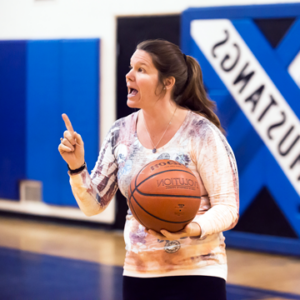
top-left (123, 264), bottom-right (227, 281)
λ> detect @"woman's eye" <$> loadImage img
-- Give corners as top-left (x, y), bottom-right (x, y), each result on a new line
top-left (128, 66), bottom-right (144, 72)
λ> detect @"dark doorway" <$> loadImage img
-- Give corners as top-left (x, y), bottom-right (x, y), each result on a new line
top-left (114, 15), bottom-right (180, 230)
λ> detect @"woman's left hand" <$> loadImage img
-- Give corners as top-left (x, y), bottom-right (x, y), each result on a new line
top-left (145, 222), bottom-right (201, 240)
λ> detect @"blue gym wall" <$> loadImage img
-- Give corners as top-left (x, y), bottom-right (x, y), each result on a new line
top-left (0, 41), bottom-right (27, 201)
top-left (0, 39), bottom-right (99, 206)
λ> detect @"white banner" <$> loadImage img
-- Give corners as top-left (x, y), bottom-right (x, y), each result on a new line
top-left (191, 19), bottom-right (300, 195)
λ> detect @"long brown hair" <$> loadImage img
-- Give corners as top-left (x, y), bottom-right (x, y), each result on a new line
top-left (137, 39), bottom-right (225, 133)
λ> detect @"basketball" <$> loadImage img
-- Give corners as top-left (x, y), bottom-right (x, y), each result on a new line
top-left (128, 159), bottom-right (201, 233)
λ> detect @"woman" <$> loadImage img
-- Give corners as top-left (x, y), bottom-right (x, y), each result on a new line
top-left (58, 39), bottom-right (239, 300)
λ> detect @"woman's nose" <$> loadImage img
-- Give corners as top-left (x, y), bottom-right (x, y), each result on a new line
top-left (126, 69), bottom-right (134, 81)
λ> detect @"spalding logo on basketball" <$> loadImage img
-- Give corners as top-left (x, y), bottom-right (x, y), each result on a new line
top-left (128, 159), bottom-right (201, 233)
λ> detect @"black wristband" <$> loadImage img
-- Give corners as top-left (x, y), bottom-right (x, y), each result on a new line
top-left (68, 162), bottom-right (86, 174)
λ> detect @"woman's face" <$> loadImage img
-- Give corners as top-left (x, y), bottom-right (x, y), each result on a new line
top-left (126, 49), bottom-right (163, 109)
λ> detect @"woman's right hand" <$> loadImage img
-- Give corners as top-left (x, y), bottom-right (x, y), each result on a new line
top-left (58, 113), bottom-right (85, 170)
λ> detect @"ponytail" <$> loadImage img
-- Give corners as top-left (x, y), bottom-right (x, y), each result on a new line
top-left (176, 56), bottom-right (225, 133)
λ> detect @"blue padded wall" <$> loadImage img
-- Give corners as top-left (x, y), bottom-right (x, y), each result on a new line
top-left (0, 41), bottom-right (27, 200)
top-left (26, 41), bottom-right (61, 205)
top-left (60, 39), bottom-right (100, 206)
top-left (26, 39), bottom-right (99, 206)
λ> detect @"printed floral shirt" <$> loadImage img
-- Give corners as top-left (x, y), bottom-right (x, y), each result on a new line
top-left (69, 110), bottom-right (239, 280)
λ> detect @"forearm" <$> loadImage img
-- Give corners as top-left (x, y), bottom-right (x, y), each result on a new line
top-left (193, 203), bottom-right (239, 238)
top-left (69, 168), bottom-right (117, 217)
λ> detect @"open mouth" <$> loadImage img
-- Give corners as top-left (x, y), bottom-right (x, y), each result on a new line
top-left (129, 88), bottom-right (138, 96)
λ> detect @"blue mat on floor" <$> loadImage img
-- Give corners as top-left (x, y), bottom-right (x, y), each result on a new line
top-left (0, 247), bottom-right (299, 300)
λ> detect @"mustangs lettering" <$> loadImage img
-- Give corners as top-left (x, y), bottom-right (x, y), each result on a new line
top-left (191, 19), bottom-right (300, 195)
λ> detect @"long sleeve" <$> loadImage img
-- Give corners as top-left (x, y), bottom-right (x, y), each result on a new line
top-left (69, 123), bottom-right (119, 217)
top-left (192, 123), bottom-right (239, 239)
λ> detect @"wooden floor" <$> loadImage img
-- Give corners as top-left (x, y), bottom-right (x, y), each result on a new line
top-left (1, 215), bottom-right (300, 299)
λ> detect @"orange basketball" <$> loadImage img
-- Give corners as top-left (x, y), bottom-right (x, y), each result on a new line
top-left (128, 159), bottom-right (201, 233)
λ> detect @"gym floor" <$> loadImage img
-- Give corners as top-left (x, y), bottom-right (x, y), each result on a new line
top-left (1, 215), bottom-right (300, 300)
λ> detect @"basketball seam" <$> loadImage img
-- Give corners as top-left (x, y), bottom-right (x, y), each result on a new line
top-left (129, 184), bottom-right (147, 228)
top-left (135, 190), bottom-right (201, 199)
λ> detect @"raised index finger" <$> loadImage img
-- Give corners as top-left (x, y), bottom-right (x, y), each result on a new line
top-left (62, 113), bottom-right (74, 134)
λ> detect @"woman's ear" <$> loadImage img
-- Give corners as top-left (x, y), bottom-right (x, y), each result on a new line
top-left (164, 77), bottom-right (176, 90)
